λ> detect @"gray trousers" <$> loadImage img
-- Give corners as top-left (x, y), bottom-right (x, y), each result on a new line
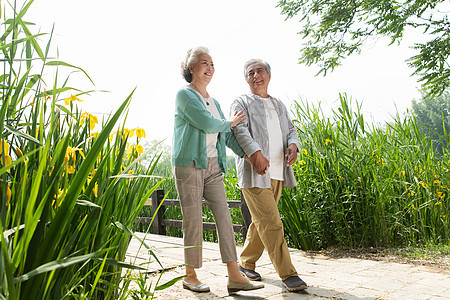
top-left (173, 157), bottom-right (237, 268)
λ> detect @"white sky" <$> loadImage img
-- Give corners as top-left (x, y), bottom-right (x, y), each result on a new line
top-left (26, 0), bottom-right (422, 145)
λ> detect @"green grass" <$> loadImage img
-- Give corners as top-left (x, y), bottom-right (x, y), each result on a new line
top-left (387, 243), bottom-right (450, 261)
top-left (279, 94), bottom-right (449, 250)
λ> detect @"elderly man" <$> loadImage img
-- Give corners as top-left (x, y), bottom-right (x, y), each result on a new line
top-left (230, 59), bottom-right (307, 292)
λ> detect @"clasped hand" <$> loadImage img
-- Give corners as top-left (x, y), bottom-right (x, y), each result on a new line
top-left (245, 144), bottom-right (298, 175)
top-left (246, 150), bottom-right (269, 175)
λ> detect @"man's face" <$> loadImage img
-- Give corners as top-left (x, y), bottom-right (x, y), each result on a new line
top-left (245, 62), bottom-right (271, 97)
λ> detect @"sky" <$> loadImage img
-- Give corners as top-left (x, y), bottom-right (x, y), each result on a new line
top-left (25, 0), bottom-right (423, 145)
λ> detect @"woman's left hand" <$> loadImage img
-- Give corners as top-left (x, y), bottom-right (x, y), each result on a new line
top-left (230, 110), bottom-right (246, 128)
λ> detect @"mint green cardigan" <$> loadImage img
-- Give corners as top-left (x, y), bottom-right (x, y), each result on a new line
top-left (172, 86), bottom-right (244, 172)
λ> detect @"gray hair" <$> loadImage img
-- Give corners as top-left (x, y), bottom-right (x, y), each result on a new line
top-left (181, 46), bottom-right (210, 83)
top-left (244, 59), bottom-right (271, 78)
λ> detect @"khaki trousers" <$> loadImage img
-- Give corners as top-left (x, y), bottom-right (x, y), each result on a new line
top-left (240, 179), bottom-right (298, 280)
top-left (173, 157), bottom-right (237, 268)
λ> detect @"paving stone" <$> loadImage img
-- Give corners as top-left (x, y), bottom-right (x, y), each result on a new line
top-left (266, 291), bottom-right (320, 299)
top-left (318, 270), bottom-right (374, 285)
top-left (125, 234), bottom-right (450, 300)
top-left (387, 290), bottom-right (436, 300)
top-left (396, 282), bottom-right (449, 298)
top-left (319, 278), bottom-right (366, 293)
top-left (362, 276), bottom-right (411, 292)
top-left (418, 272), bottom-right (450, 290)
top-left (344, 287), bottom-right (381, 299)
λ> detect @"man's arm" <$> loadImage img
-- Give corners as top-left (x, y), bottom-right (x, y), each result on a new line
top-left (231, 98), bottom-right (269, 175)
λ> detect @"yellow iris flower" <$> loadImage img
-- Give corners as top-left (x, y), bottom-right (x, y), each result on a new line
top-left (0, 139), bottom-right (9, 154)
top-left (135, 128), bottom-right (146, 138)
top-left (65, 147), bottom-right (86, 174)
top-left (52, 189), bottom-right (66, 207)
top-left (6, 183), bottom-right (11, 206)
top-left (123, 128), bottom-right (131, 138)
top-left (0, 153), bottom-right (12, 171)
top-left (14, 147), bottom-right (23, 157)
top-left (80, 112), bottom-right (98, 130)
top-left (136, 145), bottom-right (144, 154)
top-left (93, 182), bottom-right (98, 197)
top-left (64, 95), bottom-right (84, 105)
top-left (436, 192), bottom-right (444, 198)
top-left (0, 140), bottom-right (12, 170)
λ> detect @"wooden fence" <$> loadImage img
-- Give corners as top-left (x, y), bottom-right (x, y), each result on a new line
top-left (136, 189), bottom-right (252, 240)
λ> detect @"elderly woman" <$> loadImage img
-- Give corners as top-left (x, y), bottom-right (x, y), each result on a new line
top-left (172, 46), bottom-right (264, 295)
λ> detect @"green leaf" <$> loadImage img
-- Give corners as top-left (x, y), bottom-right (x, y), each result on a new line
top-left (55, 103), bottom-right (76, 119)
top-left (16, 250), bottom-right (106, 282)
top-left (3, 225), bottom-right (25, 239)
top-left (112, 221), bottom-right (164, 269)
top-left (46, 61), bottom-right (94, 85)
top-left (155, 275), bottom-right (186, 291)
top-left (0, 148), bottom-right (40, 176)
top-left (35, 86), bottom-right (81, 98)
top-left (4, 124), bottom-right (44, 147)
top-left (92, 258), bottom-right (146, 270)
top-left (76, 199), bottom-right (101, 208)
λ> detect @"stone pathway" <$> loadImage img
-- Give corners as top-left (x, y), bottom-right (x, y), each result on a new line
top-left (125, 233), bottom-right (450, 299)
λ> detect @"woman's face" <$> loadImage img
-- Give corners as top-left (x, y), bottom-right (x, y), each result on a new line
top-left (190, 53), bottom-right (214, 84)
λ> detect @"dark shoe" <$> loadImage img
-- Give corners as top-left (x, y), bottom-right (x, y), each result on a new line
top-left (227, 279), bottom-right (264, 295)
top-left (182, 279), bottom-right (210, 292)
top-left (238, 265), bottom-right (262, 281)
top-left (282, 276), bottom-right (307, 292)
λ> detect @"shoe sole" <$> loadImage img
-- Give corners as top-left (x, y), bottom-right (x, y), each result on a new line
top-left (239, 270), bottom-right (262, 281)
top-left (182, 283), bottom-right (210, 293)
top-left (282, 282), bottom-right (307, 292)
top-left (227, 285), bottom-right (264, 295)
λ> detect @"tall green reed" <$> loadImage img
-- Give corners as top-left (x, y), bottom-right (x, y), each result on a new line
top-left (280, 94), bottom-right (449, 250)
top-left (1, 1), bottom-right (181, 299)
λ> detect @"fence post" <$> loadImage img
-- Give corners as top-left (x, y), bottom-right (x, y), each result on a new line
top-left (240, 191), bottom-right (252, 241)
top-left (151, 189), bottom-right (166, 235)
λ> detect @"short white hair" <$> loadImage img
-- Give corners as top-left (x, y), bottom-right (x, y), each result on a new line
top-left (181, 46), bottom-right (210, 83)
top-left (244, 59), bottom-right (271, 77)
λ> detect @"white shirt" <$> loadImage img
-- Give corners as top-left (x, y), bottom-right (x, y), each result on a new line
top-left (200, 95), bottom-right (220, 158)
top-left (262, 98), bottom-right (284, 181)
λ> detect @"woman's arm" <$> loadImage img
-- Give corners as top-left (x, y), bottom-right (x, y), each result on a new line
top-left (176, 89), bottom-right (231, 134)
